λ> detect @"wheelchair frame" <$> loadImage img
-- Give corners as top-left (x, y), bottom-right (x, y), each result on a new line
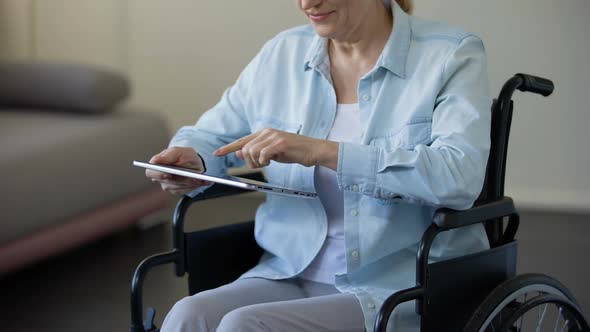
top-left (129, 74), bottom-right (587, 332)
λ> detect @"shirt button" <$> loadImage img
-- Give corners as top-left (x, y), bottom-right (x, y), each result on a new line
top-left (362, 94), bottom-right (371, 102)
top-left (368, 302), bottom-right (376, 309)
top-left (352, 185), bottom-right (359, 191)
top-left (351, 250), bottom-right (359, 259)
top-left (350, 209), bottom-right (358, 216)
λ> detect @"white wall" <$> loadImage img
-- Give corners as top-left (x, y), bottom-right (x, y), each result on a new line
top-left (32, 0), bottom-right (127, 71)
top-left (125, 0), bottom-right (306, 130)
top-left (415, 0), bottom-right (590, 211)
top-left (1, 0), bottom-right (589, 211)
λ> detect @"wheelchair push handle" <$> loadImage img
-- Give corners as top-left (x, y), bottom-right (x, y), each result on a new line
top-left (497, 73), bottom-right (554, 111)
top-left (515, 73), bottom-right (554, 97)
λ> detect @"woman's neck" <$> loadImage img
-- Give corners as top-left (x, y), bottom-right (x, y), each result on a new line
top-left (328, 3), bottom-right (393, 67)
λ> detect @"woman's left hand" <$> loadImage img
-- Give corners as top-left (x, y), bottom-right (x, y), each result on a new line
top-left (214, 128), bottom-right (338, 170)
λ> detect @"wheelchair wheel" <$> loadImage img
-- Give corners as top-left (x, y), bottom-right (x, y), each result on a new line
top-left (464, 273), bottom-right (590, 332)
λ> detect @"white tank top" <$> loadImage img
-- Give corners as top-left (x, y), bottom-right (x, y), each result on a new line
top-left (300, 103), bottom-right (362, 284)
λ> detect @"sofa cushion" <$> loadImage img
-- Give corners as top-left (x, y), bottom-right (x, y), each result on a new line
top-left (0, 108), bottom-right (170, 242)
top-left (0, 62), bottom-right (130, 113)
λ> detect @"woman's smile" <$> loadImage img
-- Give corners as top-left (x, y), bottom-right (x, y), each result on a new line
top-left (308, 10), bottom-right (336, 23)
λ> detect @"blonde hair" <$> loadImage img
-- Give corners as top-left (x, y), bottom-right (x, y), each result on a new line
top-left (383, 0), bottom-right (414, 14)
top-left (395, 0), bottom-right (414, 14)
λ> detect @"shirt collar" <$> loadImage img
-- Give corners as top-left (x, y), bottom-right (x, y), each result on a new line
top-left (304, 1), bottom-right (411, 79)
top-left (303, 34), bottom-right (327, 71)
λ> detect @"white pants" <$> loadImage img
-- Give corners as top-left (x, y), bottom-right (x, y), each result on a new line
top-left (160, 277), bottom-right (367, 332)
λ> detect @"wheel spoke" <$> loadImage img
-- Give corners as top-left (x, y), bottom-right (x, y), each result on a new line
top-left (560, 319), bottom-right (569, 332)
top-left (536, 303), bottom-right (548, 332)
top-left (469, 276), bottom-right (587, 332)
top-left (554, 307), bottom-right (562, 332)
top-left (518, 294), bottom-right (528, 330)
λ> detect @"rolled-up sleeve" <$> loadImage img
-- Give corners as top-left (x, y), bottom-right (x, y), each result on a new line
top-left (337, 36), bottom-right (492, 210)
top-left (168, 40), bottom-right (276, 189)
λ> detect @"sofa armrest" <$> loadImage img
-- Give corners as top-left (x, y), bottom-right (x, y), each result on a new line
top-left (0, 62), bottom-right (130, 113)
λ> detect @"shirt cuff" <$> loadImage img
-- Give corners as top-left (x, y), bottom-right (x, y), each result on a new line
top-left (336, 142), bottom-right (380, 194)
top-left (168, 138), bottom-right (191, 149)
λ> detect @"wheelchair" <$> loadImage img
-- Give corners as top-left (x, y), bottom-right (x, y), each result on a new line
top-left (130, 74), bottom-right (590, 332)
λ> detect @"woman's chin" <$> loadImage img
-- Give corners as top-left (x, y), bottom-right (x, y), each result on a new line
top-left (310, 25), bottom-right (338, 39)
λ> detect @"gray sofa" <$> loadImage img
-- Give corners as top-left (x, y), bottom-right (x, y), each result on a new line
top-left (0, 62), bottom-right (171, 274)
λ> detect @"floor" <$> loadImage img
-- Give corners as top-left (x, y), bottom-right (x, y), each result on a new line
top-left (1, 195), bottom-right (588, 332)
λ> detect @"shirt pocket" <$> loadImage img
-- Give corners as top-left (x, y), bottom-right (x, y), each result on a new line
top-left (369, 117), bottom-right (432, 204)
top-left (369, 117), bottom-right (432, 152)
top-left (251, 117), bottom-right (301, 134)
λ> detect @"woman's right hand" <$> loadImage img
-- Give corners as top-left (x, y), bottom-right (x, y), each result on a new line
top-left (146, 147), bottom-right (211, 196)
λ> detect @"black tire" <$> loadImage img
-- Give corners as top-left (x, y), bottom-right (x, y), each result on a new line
top-left (497, 294), bottom-right (585, 331)
top-left (463, 273), bottom-right (588, 332)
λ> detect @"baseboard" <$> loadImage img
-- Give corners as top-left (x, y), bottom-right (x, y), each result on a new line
top-left (507, 186), bottom-right (590, 214)
top-left (0, 188), bottom-right (172, 275)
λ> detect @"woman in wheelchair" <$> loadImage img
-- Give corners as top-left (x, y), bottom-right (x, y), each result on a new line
top-left (145, 0), bottom-right (497, 331)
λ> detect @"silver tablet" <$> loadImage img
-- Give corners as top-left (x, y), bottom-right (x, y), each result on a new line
top-left (133, 160), bottom-right (318, 199)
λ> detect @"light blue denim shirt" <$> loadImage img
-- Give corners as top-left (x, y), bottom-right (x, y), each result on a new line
top-left (170, 3), bottom-right (491, 331)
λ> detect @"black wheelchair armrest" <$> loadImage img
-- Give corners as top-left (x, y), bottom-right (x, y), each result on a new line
top-left (432, 196), bottom-right (519, 246)
top-left (173, 170), bottom-right (265, 276)
top-left (130, 170), bottom-right (265, 332)
top-left (131, 250), bottom-right (181, 332)
top-left (376, 197), bottom-right (521, 332)
top-left (433, 197), bottom-right (517, 231)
